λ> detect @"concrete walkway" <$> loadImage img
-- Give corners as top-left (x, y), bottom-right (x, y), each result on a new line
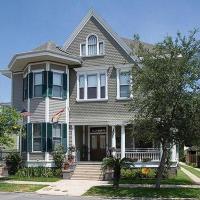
top-left (180, 162), bottom-right (200, 172)
top-left (181, 167), bottom-right (200, 185)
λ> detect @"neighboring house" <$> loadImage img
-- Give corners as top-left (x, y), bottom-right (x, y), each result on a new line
top-left (184, 146), bottom-right (200, 167)
top-left (0, 10), bottom-right (178, 167)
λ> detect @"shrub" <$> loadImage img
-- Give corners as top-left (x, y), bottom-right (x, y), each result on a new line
top-left (5, 152), bottom-right (22, 175)
top-left (142, 157), bottom-right (152, 162)
top-left (52, 145), bottom-right (65, 169)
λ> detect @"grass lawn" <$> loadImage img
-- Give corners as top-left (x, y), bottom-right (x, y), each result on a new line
top-left (84, 186), bottom-right (200, 198)
top-left (8, 176), bottom-right (61, 182)
top-left (0, 183), bottom-right (46, 192)
top-left (119, 169), bottom-right (193, 185)
top-left (180, 164), bottom-right (200, 178)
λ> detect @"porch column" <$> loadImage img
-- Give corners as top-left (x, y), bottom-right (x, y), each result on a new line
top-left (121, 125), bottom-right (125, 159)
top-left (111, 126), bottom-right (116, 156)
top-left (72, 125), bottom-right (76, 147)
top-left (171, 144), bottom-right (177, 162)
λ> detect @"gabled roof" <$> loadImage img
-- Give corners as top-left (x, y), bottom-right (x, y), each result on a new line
top-left (63, 9), bottom-right (138, 63)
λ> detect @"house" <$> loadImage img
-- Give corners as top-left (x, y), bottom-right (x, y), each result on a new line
top-left (0, 10), bottom-right (178, 168)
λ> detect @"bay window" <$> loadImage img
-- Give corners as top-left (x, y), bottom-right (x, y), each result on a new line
top-left (34, 72), bottom-right (43, 97)
top-left (52, 124), bottom-right (62, 150)
top-left (118, 69), bottom-right (131, 99)
top-left (33, 124), bottom-right (42, 152)
top-left (77, 71), bottom-right (107, 101)
top-left (52, 72), bottom-right (62, 98)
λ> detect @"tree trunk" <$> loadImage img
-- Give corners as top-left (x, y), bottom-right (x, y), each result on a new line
top-left (155, 143), bottom-right (168, 188)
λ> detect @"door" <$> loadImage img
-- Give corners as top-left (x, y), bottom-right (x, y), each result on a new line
top-left (90, 134), bottom-right (106, 161)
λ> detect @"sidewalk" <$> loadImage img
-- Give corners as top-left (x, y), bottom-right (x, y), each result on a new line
top-left (180, 162), bottom-right (200, 172)
top-left (180, 167), bottom-right (200, 185)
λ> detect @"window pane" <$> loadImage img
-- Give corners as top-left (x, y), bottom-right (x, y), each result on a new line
top-left (101, 86), bottom-right (105, 98)
top-left (91, 135), bottom-right (97, 149)
top-left (53, 73), bottom-right (62, 86)
top-left (99, 42), bottom-right (104, 54)
top-left (120, 71), bottom-right (130, 85)
top-left (33, 124), bottom-right (41, 137)
top-left (120, 85), bottom-right (130, 98)
top-left (34, 73), bottom-right (42, 85)
top-left (88, 35), bottom-right (97, 45)
top-left (33, 138), bottom-right (42, 151)
top-left (53, 85), bottom-right (62, 97)
top-left (34, 85), bottom-right (42, 97)
top-left (53, 138), bottom-right (61, 150)
top-left (79, 75), bottom-right (85, 88)
top-left (79, 88), bottom-right (84, 99)
top-left (81, 44), bottom-right (86, 56)
top-left (87, 75), bottom-right (97, 87)
top-left (88, 87), bottom-right (97, 99)
top-left (88, 35), bottom-right (97, 55)
top-left (53, 124), bottom-right (61, 137)
top-left (100, 135), bottom-right (106, 149)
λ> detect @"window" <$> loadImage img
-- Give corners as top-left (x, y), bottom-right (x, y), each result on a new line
top-left (33, 124), bottom-right (42, 151)
top-left (88, 35), bottom-right (97, 56)
top-left (52, 124), bottom-right (61, 150)
top-left (79, 75), bottom-right (85, 99)
top-left (52, 72), bottom-right (62, 98)
top-left (77, 72), bottom-right (107, 100)
top-left (118, 70), bottom-right (131, 98)
top-left (100, 74), bottom-right (106, 98)
top-left (99, 42), bottom-right (104, 55)
top-left (87, 74), bottom-right (97, 99)
top-left (81, 43), bottom-right (86, 56)
top-left (34, 72), bottom-right (43, 97)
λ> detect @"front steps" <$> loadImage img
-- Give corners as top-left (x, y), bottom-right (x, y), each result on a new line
top-left (71, 162), bottom-right (103, 180)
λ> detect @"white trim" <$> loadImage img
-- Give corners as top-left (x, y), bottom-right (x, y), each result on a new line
top-left (27, 65), bottom-right (31, 123)
top-left (51, 69), bottom-right (65, 73)
top-left (80, 42), bottom-right (86, 56)
top-left (74, 65), bottom-right (109, 72)
top-left (88, 125), bottom-right (108, 161)
top-left (63, 9), bottom-right (137, 63)
top-left (66, 66), bottom-right (70, 151)
top-left (32, 123), bottom-right (42, 153)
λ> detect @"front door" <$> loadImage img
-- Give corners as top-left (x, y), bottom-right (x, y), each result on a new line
top-left (90, 134), bottom-right (106, 161)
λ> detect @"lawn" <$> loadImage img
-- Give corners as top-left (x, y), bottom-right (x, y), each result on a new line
top-left (0, 183), bottom-right (46, 192)
top-left (84, 186), bottom-right (200, 198)
top-left (119, 169), bottom-right (193, 185)
top-left (8, 175), bottom-right (61, 182)
top-left (180, 164), bottom-right (200, 178)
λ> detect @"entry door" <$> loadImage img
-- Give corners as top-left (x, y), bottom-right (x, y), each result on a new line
top-left (90, 134), bottom-right (106, 161)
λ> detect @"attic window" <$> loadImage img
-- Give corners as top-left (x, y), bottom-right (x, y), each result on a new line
top-left (80, 34), bottom-right (104, 57)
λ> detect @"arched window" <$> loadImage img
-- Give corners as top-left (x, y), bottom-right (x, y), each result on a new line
top-left (88, 35), bottom-right (97, 55)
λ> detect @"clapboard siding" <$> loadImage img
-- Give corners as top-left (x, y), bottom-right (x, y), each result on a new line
top-left (29, 153), bottom-right (45, 160)
top-left (30, 98), bottom-right (45, 122)
top-left (49, 99), bottom-right (66, 122)
top-left (12, 73), bottom-right (23, 111)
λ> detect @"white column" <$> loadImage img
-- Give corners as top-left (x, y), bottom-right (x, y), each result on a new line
top-left (111, 126), bottom-right (116, 156)
top-left (121, 125), bottom-right (125, 159)
top-left (72, 125), bottom-right (75, 147)
top-left (171, 144), bottom-right (177, 162)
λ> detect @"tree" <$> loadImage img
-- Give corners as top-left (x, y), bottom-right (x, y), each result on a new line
top-left (0, 106), bottom-right (21, 148)
top-left (129, 29), bottom-right (200, 188)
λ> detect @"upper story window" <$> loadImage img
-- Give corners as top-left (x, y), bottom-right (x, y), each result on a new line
top-left (34, 72), bottom-right (43, 97)
top-left (23, 75), bottom-right (28, 100)
top-left (80, 34), bottom-right (104, 57)
top-left (52, 72), bottom-right (62, 98)
top-left (117, 69), bottom-right (131, 99)
top-left (52, 124), bottom-right (62, 150)
top-left (33, 124), bottom-right (42, 152)
top-left (77, 71), bottom-right (107, 101)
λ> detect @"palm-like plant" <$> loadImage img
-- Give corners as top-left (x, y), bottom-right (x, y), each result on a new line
top-left (102, 156), bottom-right (133, 188)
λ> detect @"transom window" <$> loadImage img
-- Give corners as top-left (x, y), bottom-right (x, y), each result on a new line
top-left (80, 34), bottom-right (104, 56)
top-left (52, 72), bottom-right (62, 98)
top-left (78, 72), bottom-right (107, 100)
top-left (33, 124), bottom-right (42, 152)
top-left (118, 70), bottom-right (131, 98)
top-left (52, 124), bottom-right (62, 150)
top-left (34, 72), bottom-right (43, 97)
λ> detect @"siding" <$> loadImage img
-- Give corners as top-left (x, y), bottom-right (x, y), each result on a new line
top-left (12, 73), bottom-right (23, 111)
top-left (30, 98), bottom-right (45, 122)
top-left (29, 153), bottom-right (45, 160)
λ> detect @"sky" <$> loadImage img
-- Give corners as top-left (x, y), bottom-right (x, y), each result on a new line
top-left (0, 0), bottom-right (200, 102)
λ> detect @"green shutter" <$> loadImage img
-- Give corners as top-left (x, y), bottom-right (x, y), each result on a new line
top-left (47, 123), bottom-right (52, 152)
top-left (27, 123), bottom-right (32, 152)
top-left (42, 71), bottom-right (47, 97)
top-left (62, 73), bottom-right (67, 99)
top-left (22, 124), bottom-right (27, 152)
top-left (41, 123), bottom-right (47, 152)
top-left (62, 123), bottom-right (67, 152)
top-left (48, 71), bottom-right (53, 97)
top-left (28, 72), bottom-right (33, 99)
top-left (23, 78), bottom-right (25, 101)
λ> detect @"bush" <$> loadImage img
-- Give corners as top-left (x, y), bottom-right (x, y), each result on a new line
top-left (52, 146), bottom-right (65, 169)
top-left (15, 167), bottom-right (61, 178)
top-left (5, 152), bottom-right (22, 175)
top-left (142, 157), bottom-right (152, 162)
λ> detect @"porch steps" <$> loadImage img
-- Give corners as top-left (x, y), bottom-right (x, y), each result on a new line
top-left (71, 162), bottom-right (103, 180)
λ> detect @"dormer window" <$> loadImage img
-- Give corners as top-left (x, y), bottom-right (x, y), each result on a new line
top-left (80, 34), bottom-right (104, 57)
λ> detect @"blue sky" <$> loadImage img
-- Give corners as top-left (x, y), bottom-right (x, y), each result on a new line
top-left (0, 0), bottom-right (200, 102)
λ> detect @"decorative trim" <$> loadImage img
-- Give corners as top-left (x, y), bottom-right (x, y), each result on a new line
top-left (74, 65), bottom-right (109, 72)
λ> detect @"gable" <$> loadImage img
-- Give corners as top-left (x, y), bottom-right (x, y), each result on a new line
top-left (65, 16), bottom-right (134, 66)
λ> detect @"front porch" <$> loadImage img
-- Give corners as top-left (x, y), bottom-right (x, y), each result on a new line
top-left (69, 124), bottom-right (178, 167)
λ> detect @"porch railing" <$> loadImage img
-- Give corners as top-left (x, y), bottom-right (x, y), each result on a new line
top-left (116, 148), bottom-right (161, 161)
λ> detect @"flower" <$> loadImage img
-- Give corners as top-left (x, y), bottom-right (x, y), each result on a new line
top-left (141, 167), bottom-right (150, 176)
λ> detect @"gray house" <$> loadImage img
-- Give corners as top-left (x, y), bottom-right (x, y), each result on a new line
top-left (0, 10), bottom-right (178, 168)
